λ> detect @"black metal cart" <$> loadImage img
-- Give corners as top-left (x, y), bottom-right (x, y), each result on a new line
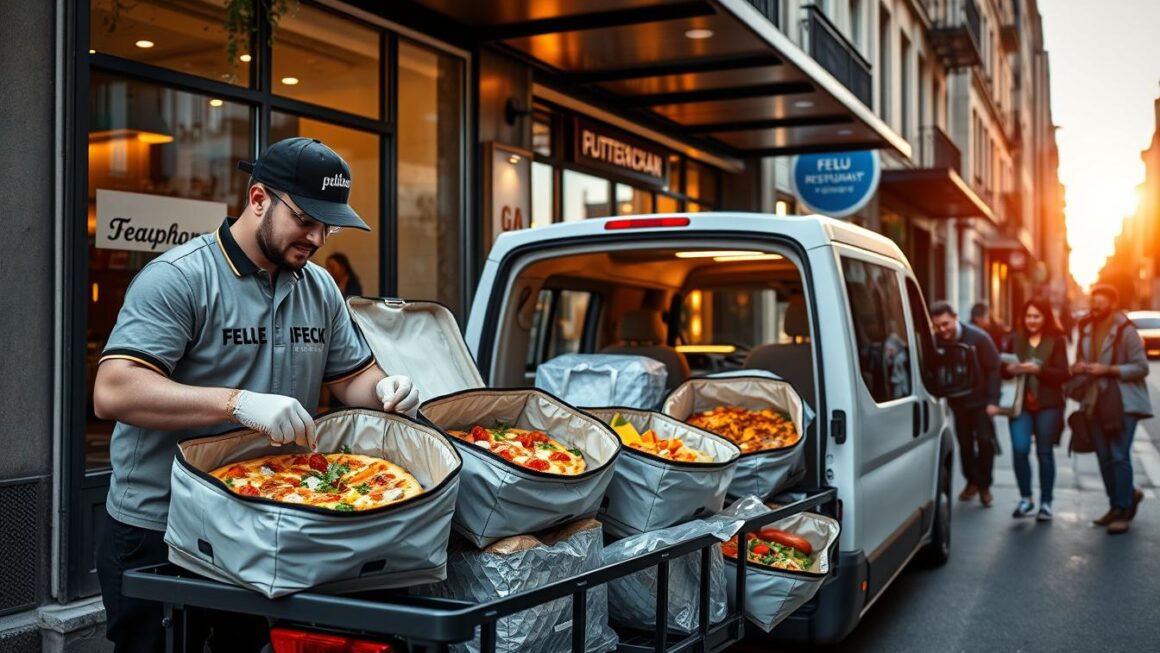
top-left (123, 489), bottom-right (836, 653)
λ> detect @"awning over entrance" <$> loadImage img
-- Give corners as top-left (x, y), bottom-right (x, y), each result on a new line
top-left (880, 167), bottom-right (994, 221)
top-left (400, 0), bottom-right (909, 159)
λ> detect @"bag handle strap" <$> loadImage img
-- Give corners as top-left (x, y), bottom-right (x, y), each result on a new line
top-left (559, 364), bottom-right (620, 403)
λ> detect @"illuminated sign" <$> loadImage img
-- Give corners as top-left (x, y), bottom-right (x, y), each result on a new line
top-left (573, 119), bottom-right (668, 186)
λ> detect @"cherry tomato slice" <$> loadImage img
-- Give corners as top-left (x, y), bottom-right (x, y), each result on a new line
top-left (308, 454), bottom-right (329, 473)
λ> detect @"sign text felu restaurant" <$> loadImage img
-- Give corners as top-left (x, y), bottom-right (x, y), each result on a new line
top-left (572, 118), bottom-right (669, 187)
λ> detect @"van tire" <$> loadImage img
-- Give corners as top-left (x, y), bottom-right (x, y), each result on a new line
top-left (917, 453), bottom-right (952, 567)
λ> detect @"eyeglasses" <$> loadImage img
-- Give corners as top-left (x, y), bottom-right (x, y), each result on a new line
top-left (268, 190), bottom-right (343, 237)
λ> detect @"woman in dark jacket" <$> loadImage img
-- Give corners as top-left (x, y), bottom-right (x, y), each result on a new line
top-left (1003, 297), bottom-right (1070, 521)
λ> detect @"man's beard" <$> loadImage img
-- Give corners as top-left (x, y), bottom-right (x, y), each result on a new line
top-left (257, 214), bottom-right (314, 272)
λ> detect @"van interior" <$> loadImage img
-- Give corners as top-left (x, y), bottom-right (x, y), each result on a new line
top-left (483, 243), bottom-right (821, 486)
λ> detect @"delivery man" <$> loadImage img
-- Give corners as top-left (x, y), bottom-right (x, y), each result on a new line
top-left (93, 137), bottom-right (419, 652)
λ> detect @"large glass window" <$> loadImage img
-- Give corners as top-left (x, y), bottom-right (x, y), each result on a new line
top-left (563, 170), bottom-right (611, 221)
top-left (616, 184), bottom-right (653, 215)
top-left (526, 289), bottom-right (594, 370)
top-left (85, 73), bottom-right (253, 469)
top-left (532, 162), bottom-right (555, 227)
top-left (396, 40), bottom-right (464, 312)
top-left (272, 4), bottom-right (382, 119)
top-left (842, 258), bottom-right (912, 402)
top-left (270, 113), bottom-right (381, 297)
top-left (91, 0), bottom-right (252, 86)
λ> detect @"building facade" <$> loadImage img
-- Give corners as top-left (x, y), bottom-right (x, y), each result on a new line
top-left (0, 0), bottom-right (1063, 649)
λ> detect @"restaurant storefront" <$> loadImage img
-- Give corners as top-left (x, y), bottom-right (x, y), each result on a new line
top-left (3, 0), bottom-right (909, 647)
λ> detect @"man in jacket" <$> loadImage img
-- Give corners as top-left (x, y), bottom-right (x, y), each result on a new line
top-left (931, 301), bottom-right (1002, 506)
top-left (1071, 284), bottom-right (1152, 534)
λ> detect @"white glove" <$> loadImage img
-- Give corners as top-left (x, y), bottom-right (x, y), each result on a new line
top-left (232, 390), bottom-right (316, 449)
top-left (376, 375), bottom-right (420, 417)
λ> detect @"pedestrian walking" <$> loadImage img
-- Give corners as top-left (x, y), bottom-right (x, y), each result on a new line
top-left (1070, 284), bottom-right (1152, 535)
top-left (91, 137), bottom-right (421, 652)
top-left (1002, 297), bottom-right (1070, 521)
top-left (971, 301), bottom-right (1011, 351)
top-left (930, 301), bottom-right (1002, 507)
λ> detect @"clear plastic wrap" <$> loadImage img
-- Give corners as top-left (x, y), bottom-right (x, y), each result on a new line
top-left (412, 519), bottom-right (618, 653)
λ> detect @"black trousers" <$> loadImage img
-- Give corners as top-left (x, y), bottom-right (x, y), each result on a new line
top-left (953, 407), bottom-right (996, 489)
top-left (96, 509), bottom-right (269, 653)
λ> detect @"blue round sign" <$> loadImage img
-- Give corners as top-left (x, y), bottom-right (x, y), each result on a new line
top-left (791, 150), bottom-right (880, 218)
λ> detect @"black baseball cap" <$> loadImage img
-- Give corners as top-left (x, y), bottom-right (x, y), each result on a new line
top-left (238, 137), bottom-right (370, 231)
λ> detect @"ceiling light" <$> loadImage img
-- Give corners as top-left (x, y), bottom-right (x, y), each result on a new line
top-left (675, 345), bottom-right (737, 354)
top-left (136, 132), bottom-right (174, 144)
top-left (208, 99), bottom-right (224, 107)
top-left (684, 29), bottom-right (714, 40)
top-left (508, 154), bottom-right (521, 164)
top-left (713, 253), bottom-right (785, 262)
top-left (793, 100), bottom-right (815, 109)
top-left (281, 76), bottom-right (300, 86)
top-left (135, 40), bottom-right (155, 49)
top-left (837, 128), bottom-right (854, 136)
top-left (239, 53), bottom-right (252, 63)
top-left (675, 250), bottom-right (760, 258)
top-left (89, 49), bottom-right (96, 54)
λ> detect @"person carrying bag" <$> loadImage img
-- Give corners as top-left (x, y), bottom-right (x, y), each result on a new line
top-left (1002, 297), bottom-right (1070, 522)
top-left (1069, 284), bottom-right (1153, 535)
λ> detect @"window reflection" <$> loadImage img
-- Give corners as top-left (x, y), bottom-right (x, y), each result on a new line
top-left (270, 113), bottom-right (380, 297)
top-left (616, 184), bottom-right (653, 215)
top-left (563, 170), bottom-right (610, 221)
top-left (532, 162), bottom-right (554, 227)
top-left (86, 73), bottom-right (252, 469)
top-left (396, 40), bottom-right (464, 314)
top-left (90, 0), bottom-right (251, 86)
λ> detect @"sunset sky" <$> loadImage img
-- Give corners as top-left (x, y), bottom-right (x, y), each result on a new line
top-left (1041, 0), bottom-right (1160, 289)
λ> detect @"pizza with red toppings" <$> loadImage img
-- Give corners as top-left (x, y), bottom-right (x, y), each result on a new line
top-left (446, 424), bottom-right (587, 475)
top-left (209, 450), bottom-right (423, 511)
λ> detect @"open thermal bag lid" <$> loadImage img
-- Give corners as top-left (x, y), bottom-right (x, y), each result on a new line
top-left (662, 375), bottom-right (808, 500)
top-left (165, 408), bottom-right (462, 598)
top-left (581, 407), bottom-right (740, 538)
top-left (347, 298), bottom-right (622, 548)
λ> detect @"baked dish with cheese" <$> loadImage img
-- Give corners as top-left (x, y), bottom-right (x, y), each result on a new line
top-left (210, 450), bottom-right (423, 511)
top-left (686, 407), bottom-right (800, 453)
top-left (446, 424), bottom-right (586, 474)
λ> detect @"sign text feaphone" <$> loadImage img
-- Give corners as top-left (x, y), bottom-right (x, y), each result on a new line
top-left (579, 129), bottom-right (664, 179)
top-left (96, 189), bottom-right (227, 254)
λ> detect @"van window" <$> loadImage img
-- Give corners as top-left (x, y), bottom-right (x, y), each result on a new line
top-left (679, 287), bottom-right (786, 348)
top-left (904, 276), bottom-right (938, 392)
top-left (841, 258), bottom-right (913, 402)
top-left (526, 289), bottom-right (594, 370)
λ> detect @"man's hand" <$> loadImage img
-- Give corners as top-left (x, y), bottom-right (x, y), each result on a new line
top-left (376, 375), bottom-right (420, 416)
top-left (232, 390), bottom-right (316, 449)
top-left (985, 404), bottom-right (1001, 417)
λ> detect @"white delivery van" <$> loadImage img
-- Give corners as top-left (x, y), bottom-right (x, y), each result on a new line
top-left (460, 213), bottom-right (974, 644)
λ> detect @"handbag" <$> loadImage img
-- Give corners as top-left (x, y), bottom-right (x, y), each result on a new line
top-left (996, 353), bottom-right (1025, 418)
top-left (1067, 412), bottom-right (1095, 455)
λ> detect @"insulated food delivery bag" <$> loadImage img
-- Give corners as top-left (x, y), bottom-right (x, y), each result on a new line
top-left (582, 407), bottom-right (739, 537)
top-left (535, 353), bottom-right (667, 410)
top-left (663, 376), bottom-right (807, 500)
top-left (165, 408), bottom-right (462, 598)
top-left (348, 298), bottom-right (622, 547)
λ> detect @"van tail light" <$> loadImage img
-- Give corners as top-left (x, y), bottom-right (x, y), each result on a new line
top-left (270, 627), bottom-right (393, 653)
top-left (604, 217), bottom-right (690, 230)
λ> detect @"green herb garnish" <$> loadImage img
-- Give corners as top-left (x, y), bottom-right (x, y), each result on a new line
top-left (568, 448), bottom-right (583, 457)
top-left (338, 444), bottom-right (352, 454)
top-left (332, 503), bottom-right (355, 512)
top-left (535, 442), bottom-right (556, 450)
top-left (355, 483), bottom-right (371, 495)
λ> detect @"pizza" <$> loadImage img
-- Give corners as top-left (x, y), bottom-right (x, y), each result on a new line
top-left (446, 424), bottom-right (587, 475)
top-left (608, 413), bottom-right (715, 463)
top-left (210, 450), bottom-right (423, 511)
top-left (686, 406), bottom-right (800, 453)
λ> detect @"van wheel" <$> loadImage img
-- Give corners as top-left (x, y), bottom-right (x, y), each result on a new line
top-left (917, 455), bottom-right (951, 567)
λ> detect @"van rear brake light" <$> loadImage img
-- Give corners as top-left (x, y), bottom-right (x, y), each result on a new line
top-left (604, 217), bottom-right (690, 230)
top-left (270, 627), bottom-right (394, 653)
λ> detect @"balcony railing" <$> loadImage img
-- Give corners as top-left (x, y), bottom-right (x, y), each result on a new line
top-left (926, 0), bottom-right (982, 69)
top-left (919, 126), bottom-right (962, 174)
top-left (803, 5), bottom-right (872, 107)
top-left (744, 0), bottom-right (781, 28)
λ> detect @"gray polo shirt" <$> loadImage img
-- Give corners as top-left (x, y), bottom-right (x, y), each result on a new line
top-left (100, 218), bottom-right (375, 531)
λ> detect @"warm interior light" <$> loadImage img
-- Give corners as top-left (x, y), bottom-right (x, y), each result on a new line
top-left (689, 290), bottom-right (702, 310)
top-left (91, 283), bottom-right (99, 303)
top-left (281, 76), bottom-right (300, 85)
top-left (775, 200), bottom-right (789, 216)
top-left (684, 29), bottom-right (714, 39)
top-left (620, 203), bottom-right (633, 213)
top-left (793, 100), bottom-right (815, 109)
top-left (508, 154), bottom-right (521, 164)
top-left (675, 344), bottom-right (736, 354)
top-left (89, 128), bottom-right (173, 144)
top-left (675, 250), bottom-right (761, 258)
top-left (89, 49), bottom-right (96, 54)
top-left (208, 99), bottom-right (224, 107)
top-left (239, 53), bottom-right (252, 62)
top-left (713, 253), bottom-right (784, 262)
top-left (136, 132), bottom-right (174, 144)
top-left (135, 40), bottom-right (155, 49)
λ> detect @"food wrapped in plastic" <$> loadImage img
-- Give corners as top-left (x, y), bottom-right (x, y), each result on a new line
top-left (347, 298), bottom-right (623, 547)
top-left (412, 519), bottom-right (618, 653)
top-left (165, 409), bottom-right (462, 598)
top-left (535, 353), bottom-right (668, 410)
top-left (582, 407), bottom-right (740, 537)
top-left (663, 375), bottom-right (807, 500)
top-left (601, 517), bottom-right (742, 634)
top-left (717, 497), bottom-right (841, 632)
